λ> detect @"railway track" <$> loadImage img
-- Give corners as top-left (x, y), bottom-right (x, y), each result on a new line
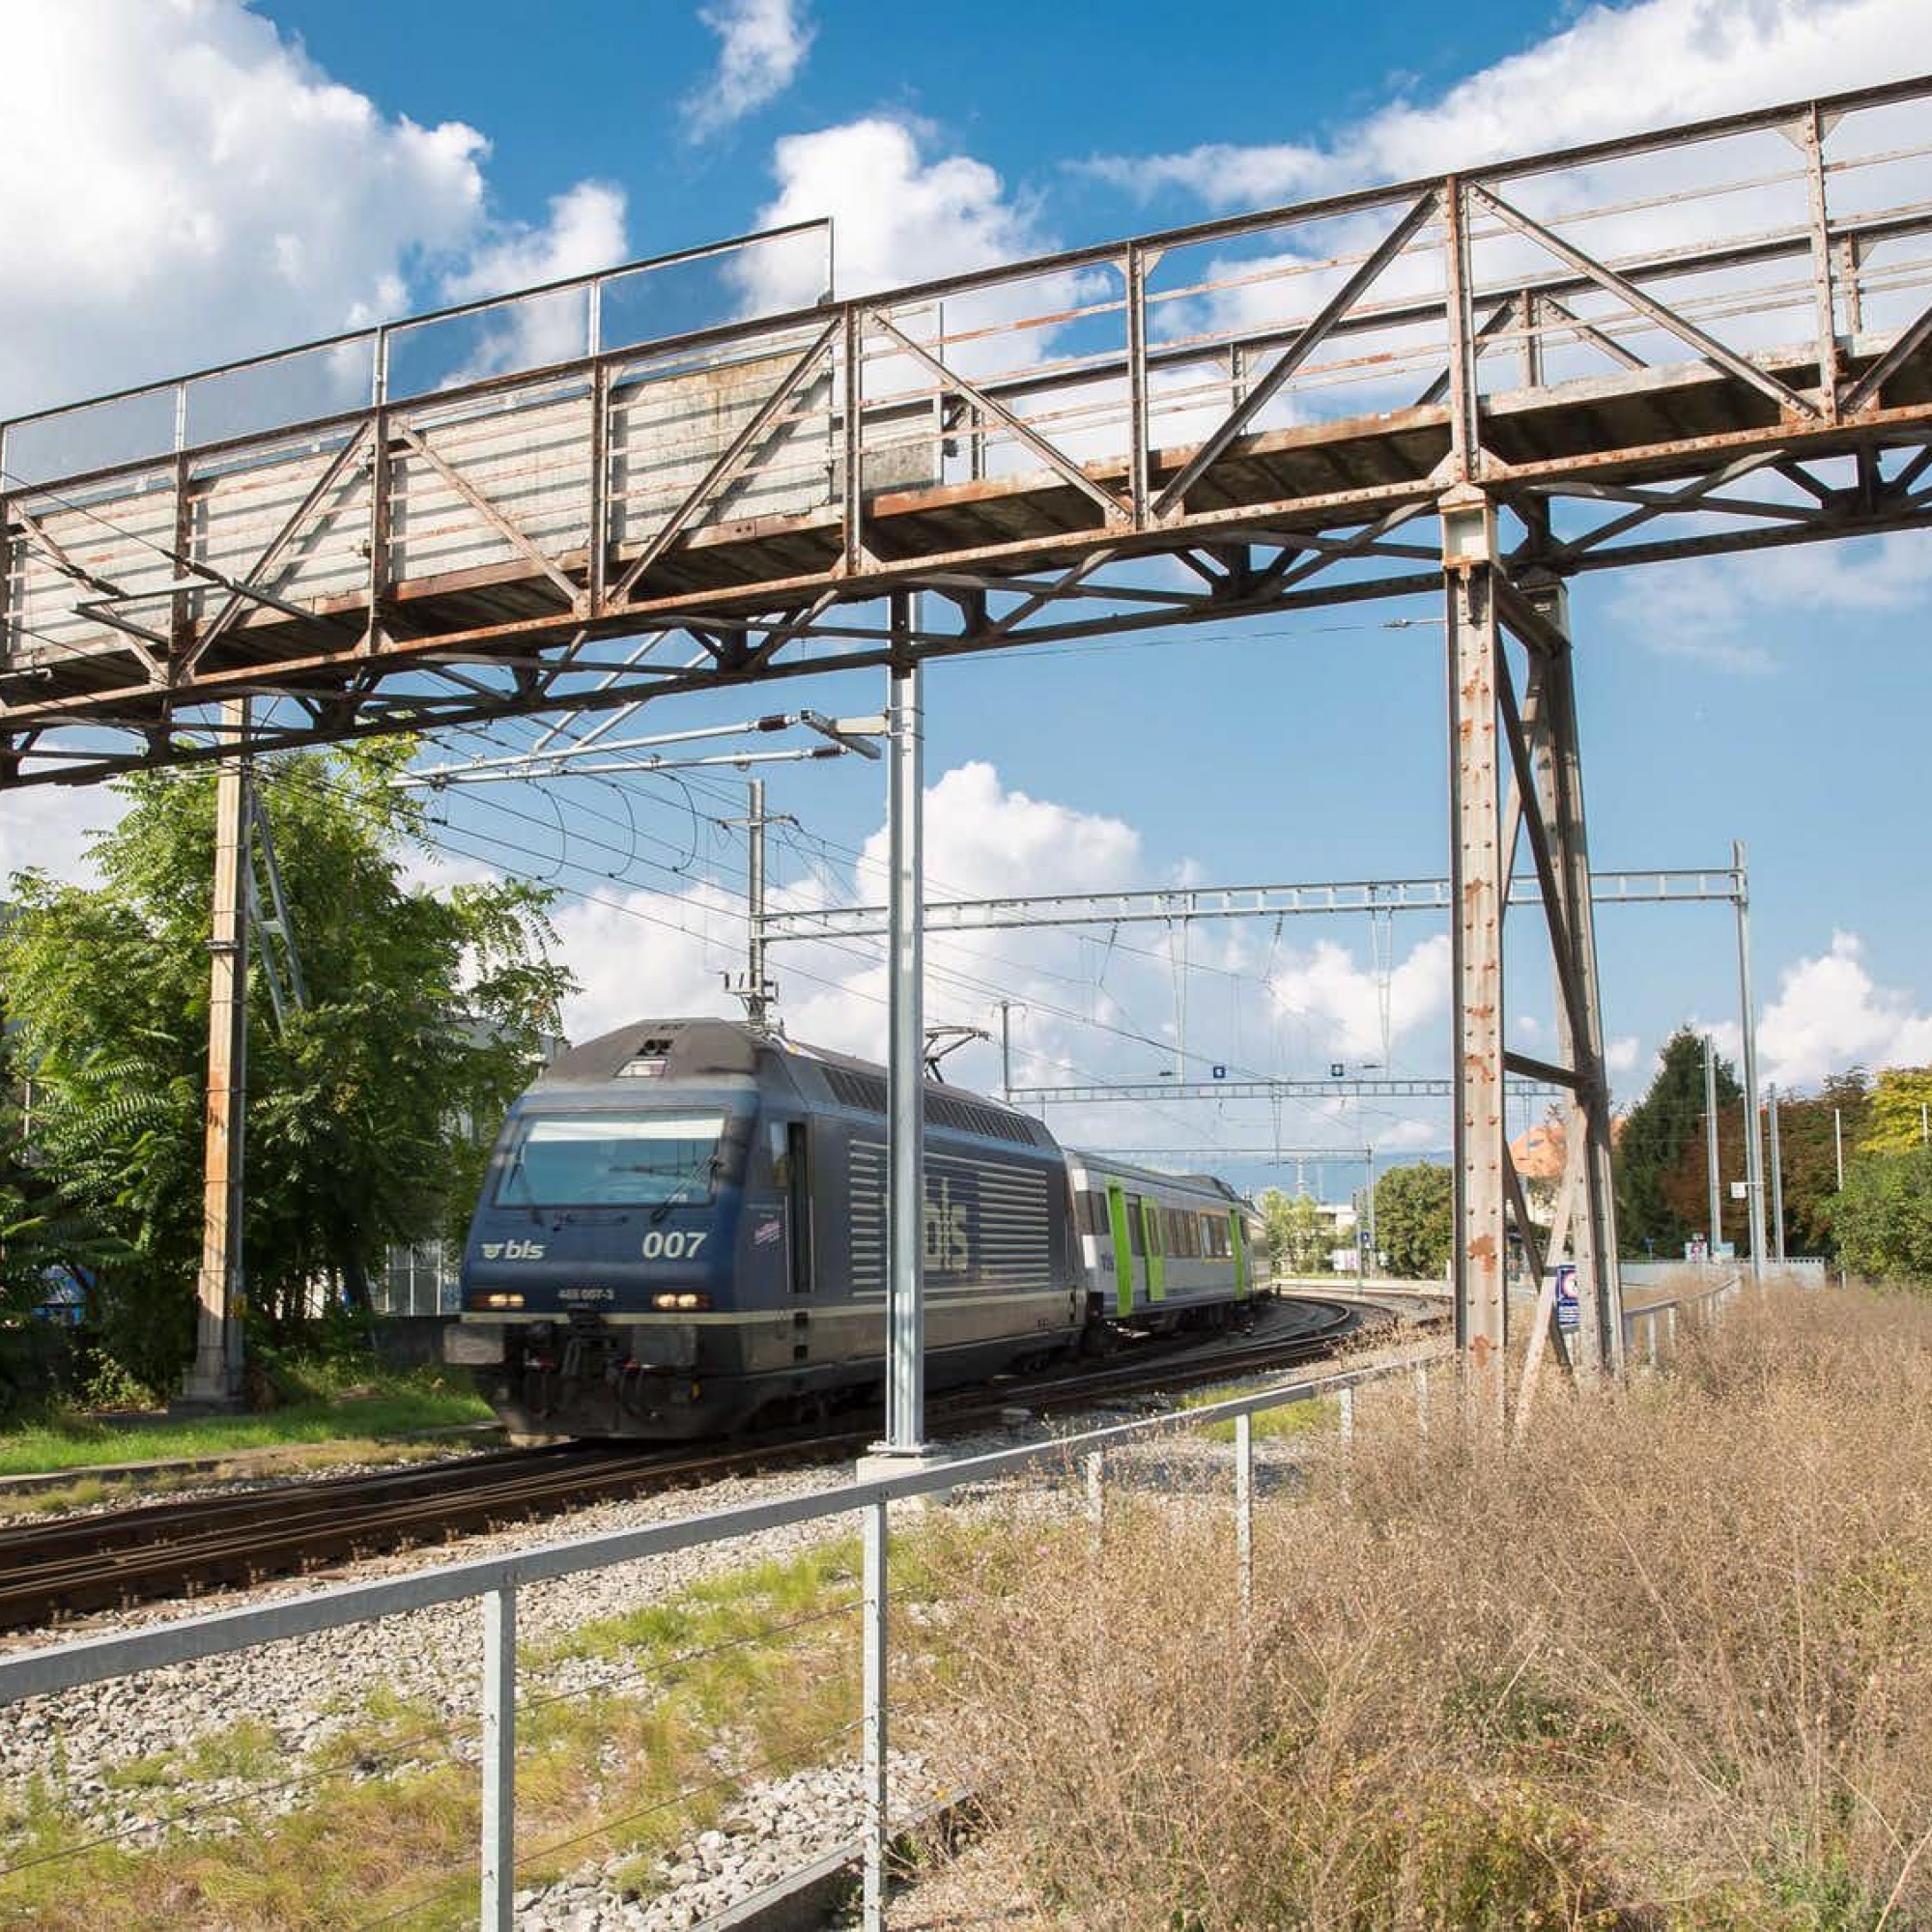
top-left (0, 1295), bottom-right (1380, 1632)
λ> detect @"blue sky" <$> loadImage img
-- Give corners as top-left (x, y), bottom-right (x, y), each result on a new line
top-left (3, 0), bottom-right (1930, 1200)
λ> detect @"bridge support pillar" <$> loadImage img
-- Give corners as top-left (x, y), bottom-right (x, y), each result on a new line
top-left (1443, 500), bottom-right (1508, 1428)
top-left (1444, 497), bottom-right (1626, 1428)
top-left (1525, 581), bottom-right (1625, 1377)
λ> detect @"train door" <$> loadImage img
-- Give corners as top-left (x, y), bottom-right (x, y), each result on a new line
top-left (784, 1122), bottom-right (812, 1296)
top-left (1139, 1198), bottom-right (1166, 1303)
top-left (767, 1121), bottom-right (812, 1376)
top-left (1229, 1209), bottom-right (1249, 1299)
top-left (1104, 1182), bottom-right (1135, 1316)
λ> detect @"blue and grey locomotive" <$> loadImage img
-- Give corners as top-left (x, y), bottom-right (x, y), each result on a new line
top-left (447, 1017), bottom-right (1090, 1438)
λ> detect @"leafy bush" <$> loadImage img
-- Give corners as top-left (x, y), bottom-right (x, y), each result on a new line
top-left (1835, 1144), bottom-right (1932, 1289)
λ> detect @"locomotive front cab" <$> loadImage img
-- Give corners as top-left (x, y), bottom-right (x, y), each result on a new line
top-left (456, 1085), bottom-right (768, 1435)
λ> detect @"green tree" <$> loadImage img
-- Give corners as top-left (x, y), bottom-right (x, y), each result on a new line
top-left (1655, 1068), bottom-right (1867, 1260)
top-left (1834, 1145), bottom-right (1932, 1289)
top-left (1616, 1028), bottom-right (1742, 1257)
top-left (1259, 1187), bottom-right (1329, 1277)
top-left (1766, 1072), bottom-right (1868, 1257)
top-left (0, 744), bottom-right (573, 1388)
top-left (1373, 1162), bottom-right (1453, 1279)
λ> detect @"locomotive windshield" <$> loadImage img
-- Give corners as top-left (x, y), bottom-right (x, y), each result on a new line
top-left (495, 1112), bottom-right (727, 1208)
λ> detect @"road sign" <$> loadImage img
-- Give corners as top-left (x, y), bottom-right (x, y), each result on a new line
top-left (1554, 1263), bottom-right (1580, 1332)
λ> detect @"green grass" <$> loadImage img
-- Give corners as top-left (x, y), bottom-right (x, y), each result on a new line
top-left (0, 1371), bottom-right (493, 1479)
top-left (0, 1536), bottom-right (886, 1932)
top-left (1179, 1384), bottom-right (1339, 1444)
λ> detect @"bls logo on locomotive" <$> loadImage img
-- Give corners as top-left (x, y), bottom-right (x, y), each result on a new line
top-left (922, 1175), bottom-right (973, 1274)
top-left (481, 1238), bottom-right (547, 1262)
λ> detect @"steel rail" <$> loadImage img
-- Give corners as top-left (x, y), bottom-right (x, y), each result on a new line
top-left (0, 1299), bottom-right (1375, 1632)
top-left (0, 1335), bottom-right (1447, 1702)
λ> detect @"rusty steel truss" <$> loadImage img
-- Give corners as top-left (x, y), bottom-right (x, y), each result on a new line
top-left (8, 75), bottom-right (1932, 1415)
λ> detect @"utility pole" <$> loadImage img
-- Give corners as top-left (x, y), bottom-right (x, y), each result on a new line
top-left (1364, 1149), bottom-right (1378, 1278)
top-left (1834, 1108), bottom-right (1844, 1190)
top-left (181, 697), bottom-right (250, 1409)
top-left (1733, 838), bottom-right (1767, 1281)
top-left (728, 780), bottom-right (783, 1030)
top-left (1768, 1084), bottom-right (1785, 1265)
top-left (1705, 1034), bottom-right (1721, 1257)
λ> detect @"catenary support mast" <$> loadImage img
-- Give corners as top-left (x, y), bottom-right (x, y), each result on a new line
top-left (1735, 839), bottom-right (1767, 1282)
top-left (182, 697), bottom-right (249, 1408)
top-left (881, 592), bottom-right (926, 1456)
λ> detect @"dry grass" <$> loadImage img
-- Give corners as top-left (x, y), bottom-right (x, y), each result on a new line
top-left (924, 1288), bottom-right (1932, 1929)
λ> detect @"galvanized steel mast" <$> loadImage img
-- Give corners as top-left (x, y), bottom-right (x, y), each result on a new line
top-left (882, 591), bottom-right (927, 1455)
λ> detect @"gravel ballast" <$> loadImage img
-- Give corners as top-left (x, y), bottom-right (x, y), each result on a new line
top-left (0, 1334), bottom-right (1411, 1926)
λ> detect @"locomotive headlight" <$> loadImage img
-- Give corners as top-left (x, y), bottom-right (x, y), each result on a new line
top-left (651, 1291), bottom-right (711, 1311)
top-left (477, 1292), bottom-right (525, 1310)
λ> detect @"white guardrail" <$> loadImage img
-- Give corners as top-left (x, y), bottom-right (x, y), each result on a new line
top-left (0, 1348), bottom-right (1430, 1928)
top-left (0, 1290), bottom-right (1747, 1930)
top-left (1620, 1268), bottom-right (1746, 1366)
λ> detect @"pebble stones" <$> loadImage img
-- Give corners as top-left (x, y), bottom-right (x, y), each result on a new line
top-left (0, 1467), bottom-right (853, 1822)
top-left (0, 1408), bottom-right (1065, 1923)
top-left (513, 1752), bottom-right (941, 1930)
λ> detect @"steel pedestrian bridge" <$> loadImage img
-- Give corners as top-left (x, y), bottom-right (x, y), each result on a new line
top-left (5, 73), bottom-right (1931, 1414)
top-left (3, 76), bottom-right (1929, 781)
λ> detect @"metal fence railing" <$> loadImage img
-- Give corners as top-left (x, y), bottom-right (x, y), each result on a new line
top-left (1621, 1269), bottom-right (1745, 1366)
top-left (0, 1344), bottom-right (1444, 1929)
top-left (1, 1276), bottom-right (1774, 1927)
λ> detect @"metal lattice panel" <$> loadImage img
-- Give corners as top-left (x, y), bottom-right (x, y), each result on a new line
top-left (6, 76), bottom-right (1932, 784)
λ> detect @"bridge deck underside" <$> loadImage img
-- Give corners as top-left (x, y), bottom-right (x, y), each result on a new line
top-left (10, 338), bottom-right (1932, 724)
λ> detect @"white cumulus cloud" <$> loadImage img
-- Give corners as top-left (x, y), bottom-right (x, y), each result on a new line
top-left (0, 786), bottom-right (125, 891)
top-left (436, 180), bottom-right (630, 375)
top-left (1082, 0), bottom-right (1932, 210)
top-left (1268, 933), bottom-right (1451, 1061)
top-left (685, 0), bottom-right (814, 141)
top-left (0, 1), bottom-right (628, 426)
top-left (740, 117), bottom-right (1049, 307)
top-left (1755, 930), bottom-right (1932, 1089)
top-left (854, 761), bottom-right (1141, 904)
top-left (1617, 533), bottom-right (1932, 671)
top-left (440, 182), bottom-right (629, 305)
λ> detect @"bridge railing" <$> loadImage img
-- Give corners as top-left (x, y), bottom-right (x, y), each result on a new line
top-left (6, 75), bottom-right (1932, 744)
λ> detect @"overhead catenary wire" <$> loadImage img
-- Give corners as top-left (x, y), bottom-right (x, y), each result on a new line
top-left (245, 722), bottom-right (1437, 1151)
top-left (255, 771), bottom-right (1297, 1159)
